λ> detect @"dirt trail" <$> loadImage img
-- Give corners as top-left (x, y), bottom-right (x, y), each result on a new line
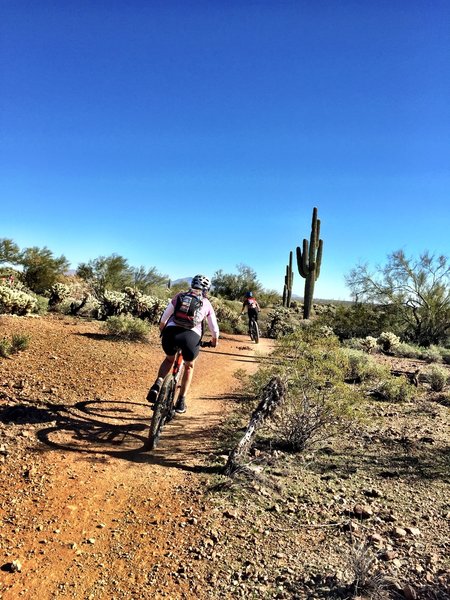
top-left (0, 316), bottom-right (273, 599)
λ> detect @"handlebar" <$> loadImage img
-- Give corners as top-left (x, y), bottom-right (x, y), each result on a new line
top-left (200, 341), bottom-right (215, 348)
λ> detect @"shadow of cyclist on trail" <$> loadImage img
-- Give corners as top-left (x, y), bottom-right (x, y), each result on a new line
top-left (0, 397), bottom-right (227, 473)
top-left (0, 398), bottom-right (150, 459)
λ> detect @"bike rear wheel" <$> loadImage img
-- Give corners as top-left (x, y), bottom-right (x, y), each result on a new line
top-left (148, 375), bottom-right (175, 449)
top-left (250, 319), bottom-right (260, 344)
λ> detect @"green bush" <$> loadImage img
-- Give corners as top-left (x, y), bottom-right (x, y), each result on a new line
top-left (341, 349), bottom-right (387, 382)
top-left (422, 346), bottom-right (443, 364)
top-left (10, 334), bottom-right (30, 353)
top-left (440, 348), bottom-right (450, 365)
top-left (265, 306), bottom-right (301, 339)
top-left (0, 334), bottom-right (30, 358)
top-left (317, 302), bottom-right (403, 341)
top-left (392, 342), bottom-right (424, 360)
top-left (373, 377), bottom-right (414, 402)
top-left (209, 296), bottom-right (243, 334)
top-left (102, 315), bottom-right (150, 341)
top-left (426, 365), bottom-right (448, 392)
top-left (245, 324), bottom-right (358, 451)
top-left (0, 338), bottom-right (10, 358)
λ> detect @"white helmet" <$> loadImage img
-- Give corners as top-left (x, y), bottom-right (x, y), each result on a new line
top-left (191, 274), bottom-right (211, 291)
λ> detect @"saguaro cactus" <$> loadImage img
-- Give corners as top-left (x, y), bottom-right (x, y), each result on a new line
top-left (296, 207), bottom-right (323, 319)
top-left (282, 251), bottom-right (294, 308)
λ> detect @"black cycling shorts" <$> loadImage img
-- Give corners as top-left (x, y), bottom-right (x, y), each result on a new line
top-left (161, 326), bottom-right (201, 362)
top-left (248, 307), bottom-right (258, 321)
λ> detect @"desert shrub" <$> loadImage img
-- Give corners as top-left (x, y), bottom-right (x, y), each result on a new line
top-left (0, 285), bottom-right (38, 315)
top-left (440, 348), bottom-right (450, 365)
top-left (426, 365), bottom-right (448, 392)
top-left (341, 349), bottom-right (387, 382)
top-left (0, 334), bottom-right (30, 358)
top-left (377, 331), bottom-right (401, 352)
top-left (317, 302), bottom-right (403, 341)
top-left (209, 296), bottom-right (243, 334)
top-left (272, 388), bottom-right (338, 452)
top-left (247, 324), bottom-right (358, 451)
top-left (422, 345), bottom-right (443, 364)
top-left (391, 342), bottom-right (424, 360)
top-left (0, 338), bottom-right (10, 358)
top-left (10, 334), bottom-right (30, 353)
top-left (347, 542), bottom-right (394, 599)
top-left (265, 306), bottom-right (299, 339)
top-left (102, 315), bottom-right (150, 341)
top-left (373, 376), bottom-right (414, 402)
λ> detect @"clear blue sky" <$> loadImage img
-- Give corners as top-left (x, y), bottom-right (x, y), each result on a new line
top-left (1, 1), bottom-right (449, 300)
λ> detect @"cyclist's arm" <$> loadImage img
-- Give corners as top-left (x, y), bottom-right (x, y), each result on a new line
top-left (159, 298), bottom-right (176, 331)
top-left (206, 305), bottom-right (220, 347)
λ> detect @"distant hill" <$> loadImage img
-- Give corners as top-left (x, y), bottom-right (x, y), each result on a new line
top-left (171, 277), bottom-right (192, 285)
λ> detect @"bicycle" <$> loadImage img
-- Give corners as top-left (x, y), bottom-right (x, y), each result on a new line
top-left (147, 340), bottom-right (213, 450)
top-left (249, 315), bottom-right (260, 344)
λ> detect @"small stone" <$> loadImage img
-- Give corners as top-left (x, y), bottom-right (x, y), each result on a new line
top-left (369, 533), bottom-right (384, 546)
top-left (392, 527), bottom-right (407, 538)
top-left (11, 559), bottom-right (22, 572)
top-left (223, 510), bottom-right (238, 519)
top-left (353, 504), bottom-right (373, 519)
top-left (405, 527), bottom-right (421, 537)
top-left (380, 550), bottom-right (397, 561)
top-left (403, 584), bottom-right (417, 600)
top-left (87, 538), bottom-right (95, 544)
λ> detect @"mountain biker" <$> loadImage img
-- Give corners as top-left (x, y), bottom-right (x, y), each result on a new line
top-left (239, 291), bottom-right (260, 333)
top-left (147, 275), bottom-right (219, 414)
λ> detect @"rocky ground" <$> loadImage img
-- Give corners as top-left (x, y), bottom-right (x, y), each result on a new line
top-left (0, 314), bottom-right (449, 599)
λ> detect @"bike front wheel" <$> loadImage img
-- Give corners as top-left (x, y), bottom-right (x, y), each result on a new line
top-left (148, 375), bottom-right (175, 449)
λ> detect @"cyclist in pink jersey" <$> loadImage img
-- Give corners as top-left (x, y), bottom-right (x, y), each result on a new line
top-left (147, 275), bottom-right (219, 414)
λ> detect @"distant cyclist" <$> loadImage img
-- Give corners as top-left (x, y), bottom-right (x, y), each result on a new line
top-left (239, 291), bottom-right (260, 334)
top-left (147, 275), bottom-right (219, 414)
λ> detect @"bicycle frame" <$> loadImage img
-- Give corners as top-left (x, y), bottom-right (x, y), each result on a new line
top-left (147, 341), bottom-right (213, 449)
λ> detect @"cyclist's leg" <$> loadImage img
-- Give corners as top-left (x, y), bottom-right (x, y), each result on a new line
top-left (147, 327), bottom-right (177, 402)
top-left (174, 330), bottom-right (201, 412)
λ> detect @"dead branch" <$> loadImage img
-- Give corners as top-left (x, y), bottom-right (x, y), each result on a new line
top-left (224, 376), bottom-right (286, 476)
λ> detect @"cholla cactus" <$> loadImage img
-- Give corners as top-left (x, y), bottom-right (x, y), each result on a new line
top-left (123, 288), bottom-right (166, 323)
top-left (49, 282), bottom-right (71, 307)
top-left (0, 285), bottom-right (37, 315)
top-left (377, 331), bottom-right (400, 352)
top-left (100, 290), bottom-right (127, 318)
top-left (319, 325), bottom-right (335, 338)
top-left (361, 336), bottom-right (378, 353)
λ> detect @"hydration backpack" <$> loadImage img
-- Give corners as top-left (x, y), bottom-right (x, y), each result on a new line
top-left (247, 297), bottom-right (258, 310)
top-left (172, 292), bottom-right (203, 329)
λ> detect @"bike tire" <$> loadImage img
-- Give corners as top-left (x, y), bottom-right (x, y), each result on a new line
top-left (253, 320), bottom-right (260, 344)
top-left (148, 375), bottom-right (175, 449)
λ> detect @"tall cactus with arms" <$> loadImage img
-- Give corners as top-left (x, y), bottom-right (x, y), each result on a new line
top-left (296, 207), bottom-right (323, 319)
top-left (282, 251), bottom-right (294, 308)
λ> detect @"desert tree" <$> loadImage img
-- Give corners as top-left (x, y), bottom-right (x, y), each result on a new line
top-left (20, 246), bottom-right (69, 295)
top-left (346, 250), bottom-right (450, 346)
top-left (0, 238), bottom-right (21, 265)
top-left (130, 266), bottom-right (167, 294)
top-left (76, 254), bottom-right (133, 297)
top-left (212, 264), bottom-right (262, 300)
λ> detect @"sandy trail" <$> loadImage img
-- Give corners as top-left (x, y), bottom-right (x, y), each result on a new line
top-left (0, 317), bottom-right (274, 599)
